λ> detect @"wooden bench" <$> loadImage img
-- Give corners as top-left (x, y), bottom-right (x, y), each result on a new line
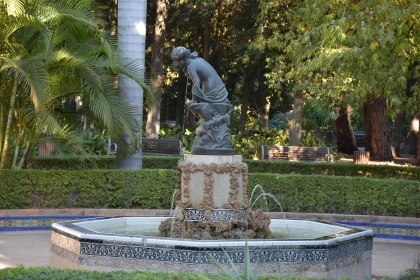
top-left (142, 138), bottom-right (183, 156)
top-left (262, 146), bottom-right (330, 162)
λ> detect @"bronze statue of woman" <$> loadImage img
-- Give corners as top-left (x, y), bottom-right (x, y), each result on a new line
top-left (171, 46), bottom-right (229, 104)
top-left (171, 46), bottom-right (234, 155)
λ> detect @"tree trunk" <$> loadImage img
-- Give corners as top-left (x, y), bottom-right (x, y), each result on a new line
top-left (203, 15), bottom-right (210, 61)
top-left (255, 68), bottom-right (270, 132)
top-left (0, 105), bottom-right (4, 153)
top-left (334, 105), bottom-right (358, 154)
top-left (239, 65), bottom-right (256, 138)
top-left (11, 126), bottom-right (22, 168)
top-left (146, 0), bottom-right (167, 139)
top-left (17, 140), bottom-right (31, 169)
top-left (408, 113), bottom-right (419, 155)
top-left (258, 98), bottom-right (270, 132)
top-left (364, 97), bottom-right (393, 161)
top-left (0, 75), bottom-right (18, 169)
top-left (417, 131), bottom-right (420, 165)
top-left (109, 0), bottom-right (118, 36)
top-left (391, 109), bottom-right (405, 157)
top-left (289, 92), bottom-right (306, 146)
top-left (116, 0), bottom-right (147, 169)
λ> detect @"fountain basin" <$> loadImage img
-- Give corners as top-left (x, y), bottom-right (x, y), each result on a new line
top-left (51, 217), bottom-right (373, 278)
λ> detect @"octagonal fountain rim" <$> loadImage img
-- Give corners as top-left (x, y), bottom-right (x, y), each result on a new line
top-left (51, 216), bottom-right (374, 248)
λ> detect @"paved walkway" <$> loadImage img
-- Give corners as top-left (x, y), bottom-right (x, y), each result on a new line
top-left (0, 231), bottom-right (419, 279)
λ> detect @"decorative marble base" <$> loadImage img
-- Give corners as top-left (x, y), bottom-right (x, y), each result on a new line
top-left (178, 155), bottom-right (248, 210)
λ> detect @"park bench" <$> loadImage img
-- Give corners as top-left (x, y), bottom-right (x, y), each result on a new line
top-left (261, 145), bottom-right (330, 162)
top-left (142, 138), bottom-right (183, 156)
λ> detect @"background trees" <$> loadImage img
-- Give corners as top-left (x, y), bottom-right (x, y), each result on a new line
top-left (1, 0), bottom-right (419, 164)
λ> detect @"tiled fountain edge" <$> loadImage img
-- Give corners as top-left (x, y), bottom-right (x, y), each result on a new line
top-left (1, 209), bottom-right (420, 240)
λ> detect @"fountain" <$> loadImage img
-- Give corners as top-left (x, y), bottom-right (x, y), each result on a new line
top-left (51, 47), bottom-right (373, 278)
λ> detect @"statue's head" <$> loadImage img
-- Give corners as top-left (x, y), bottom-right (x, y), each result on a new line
top-left (171, 46), bottom-right (198, 62)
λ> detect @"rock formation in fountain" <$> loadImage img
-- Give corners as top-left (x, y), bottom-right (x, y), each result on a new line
top-left (159, 47), bottom-right (271, 240)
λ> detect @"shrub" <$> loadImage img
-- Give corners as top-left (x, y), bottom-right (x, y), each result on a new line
top-left (28, 156), bottom-right (420, 181)
top-left (1, 169), bottom-right (419, 217)
top-left (0, 266), bottom-right (351, 280)
top-left (27, 156), bottom-right (181, 170)
top-left (245, 160), bottom-right (420, 181)
top-left (0, 169), bottom-right (177, 209)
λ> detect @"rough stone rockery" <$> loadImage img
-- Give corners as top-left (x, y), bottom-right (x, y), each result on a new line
top-left (158, 47), bottom-right (271, 240)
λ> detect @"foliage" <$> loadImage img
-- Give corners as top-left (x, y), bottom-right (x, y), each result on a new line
top-left (159, 126), bottom-right (196, 154)
top-left (0, 266), bottom-right (362, 280)
top-left (398, 268), bottom-right (420, 280)
top-left (208, 240), bottom-right (259, 280)
top-left (268, 112), bottom-right (290, 131)
top-left (248, 173), bottom-right (420, 216)
top-left (1, 169), bottom-right (420, 217)
top-left (0, 0), bottom-right (150, 169)
top-left (82, 129), bottom-right (109, 156)
top-left (0, 169), bottom-right (177, 209)
top-left (27, 155), bottom-right (420, 181)
top-left (256, 0), bottom-right (420, 160)
top-left (232, 129), bottom-right (288, 159)
top-left (302, 99), bottom-right (335, 132)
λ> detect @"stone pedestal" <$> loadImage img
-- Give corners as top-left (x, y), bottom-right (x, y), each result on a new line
top-left (177, 154), bottom-right (248, 221)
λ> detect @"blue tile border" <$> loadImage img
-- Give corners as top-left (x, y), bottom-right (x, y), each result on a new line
top-left (0, 216), bottom-right (102, 231)
top-left (336, 221), bottom-right (420, 241)
top-left (337, 221), bottom-right (420, 229)
top-left (0, 215), bottom-right (101, 220)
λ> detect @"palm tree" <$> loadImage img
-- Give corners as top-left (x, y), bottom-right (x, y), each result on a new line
top-left (0, 0), bottom-right (150, 169)
top-left (116, 0), bottom-right (148, 169)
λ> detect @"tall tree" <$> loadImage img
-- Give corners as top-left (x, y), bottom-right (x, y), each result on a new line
top-left (257, 0), bottom-right (420, 160)
top-left (146, 0), bottom-right (168, 138)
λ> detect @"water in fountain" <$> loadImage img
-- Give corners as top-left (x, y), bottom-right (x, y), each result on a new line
top-left (248, 184), bottom-right (285, 219)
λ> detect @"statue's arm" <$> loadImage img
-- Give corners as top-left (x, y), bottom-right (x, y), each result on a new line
top-left (187, 64), bottom-right (201, 87)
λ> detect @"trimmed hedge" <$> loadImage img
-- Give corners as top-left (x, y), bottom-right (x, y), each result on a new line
top-left (0, 169), bottom-right (177, 209)
top-left (27, 156), bottom-right (181, 170)
top-left (0, 266), bottom-right (355, 280)
top-left (1, 169), bottom-right (419, 217)
top-left (28, 156), bottom-right (420, 181)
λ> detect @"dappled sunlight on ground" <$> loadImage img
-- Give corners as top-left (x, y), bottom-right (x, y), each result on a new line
top-left (0, 253), bottom-right (12, 269)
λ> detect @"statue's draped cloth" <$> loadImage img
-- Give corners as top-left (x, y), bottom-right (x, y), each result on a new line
top-left (192, 84), bottom-right (228, 103)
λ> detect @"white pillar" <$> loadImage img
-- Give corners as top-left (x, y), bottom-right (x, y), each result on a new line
top-left (116, 0), bottom-right (147, 169)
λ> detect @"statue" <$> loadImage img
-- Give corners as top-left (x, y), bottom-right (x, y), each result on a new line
top-left (171, 46), bottom-right (235, 155)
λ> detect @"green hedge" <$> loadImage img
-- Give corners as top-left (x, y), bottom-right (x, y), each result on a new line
top-left (1, 169), bottom-right (419, 217)
top-left (0, 169), bottom-right (177, 209)
top-left (28, 156), bottom-right (420, 181)
top-left (27, 156), bottom-right (181, 170)
top-left (245, 160), bottom-right (420, 181)
top-left (0, 266), bottom-right (363, 280)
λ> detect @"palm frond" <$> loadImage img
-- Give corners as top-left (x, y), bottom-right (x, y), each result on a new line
top-left (43, 0), bottom-right (99, 32)
top-left (117, 57), bottom-right (153, 100)
top-left (0, 0), bottom-right (24, 16)
top-left (0, 54), bottom-right (50, 109)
